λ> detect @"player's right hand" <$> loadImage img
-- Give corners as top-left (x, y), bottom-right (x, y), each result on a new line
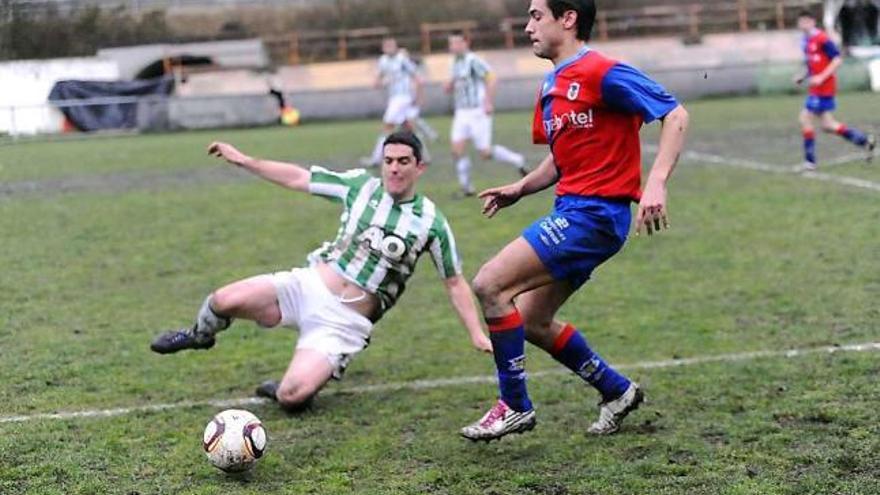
top-left (471, 332), bottom-right (493, 354)
top-left (478, 182), bottom-right (523, 218)
top-left (208, 142), bottom-right (249, 167)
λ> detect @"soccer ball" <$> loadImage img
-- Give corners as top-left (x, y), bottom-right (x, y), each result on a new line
top-left (280, 106), bottom-right (300, 126)
top-left (203, 409), bottom-right (267, 473)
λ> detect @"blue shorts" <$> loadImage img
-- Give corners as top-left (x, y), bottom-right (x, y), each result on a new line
top-left (805, 95), bottom-right (836, 115)
top-left (522, 195), bottom-right (631, 290)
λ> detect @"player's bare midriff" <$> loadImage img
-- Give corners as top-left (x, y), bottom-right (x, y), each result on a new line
top-left (314, 261), bottom-right (380, 319)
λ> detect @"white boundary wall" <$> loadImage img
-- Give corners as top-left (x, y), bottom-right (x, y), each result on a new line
top-left (0, 58), bottom-right (119, 136)
top-left (871, 58), bottom-right (880, 92)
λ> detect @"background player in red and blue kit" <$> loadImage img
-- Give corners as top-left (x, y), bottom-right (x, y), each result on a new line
top-left (460, 0), bottom-right (689, 442)
top-left (794, 10), bottom-right (875, 171)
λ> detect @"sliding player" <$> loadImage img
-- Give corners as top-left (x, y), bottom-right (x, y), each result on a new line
top-left (151, 131), bottom-right (491, 411)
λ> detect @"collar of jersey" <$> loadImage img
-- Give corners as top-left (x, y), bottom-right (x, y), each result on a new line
top-left (554, 45), bottom-right (591, 74)
top-left (384, 190), bottom-right (420, 205)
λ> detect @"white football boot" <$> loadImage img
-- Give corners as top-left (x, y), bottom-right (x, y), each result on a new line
top-left (587, 383), bottom-right (644, 435)
top-left (460, 399), bottom-right (536, 442)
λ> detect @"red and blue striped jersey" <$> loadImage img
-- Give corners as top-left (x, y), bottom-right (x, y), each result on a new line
top-left (802, 29), bottom-right (840, 97)
top-left (532, 48), bottom-right (678, 202)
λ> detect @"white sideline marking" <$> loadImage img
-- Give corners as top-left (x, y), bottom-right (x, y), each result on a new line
top-left (793, 151), bottom-right (869, 170)
top-left (2, 341), bottom-right (879, 425)
top-left (644, 145), bottom-right (880, 193)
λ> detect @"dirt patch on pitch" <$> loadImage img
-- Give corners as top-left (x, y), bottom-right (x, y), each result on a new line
top-left (0, 167), bottom-right (254, 199)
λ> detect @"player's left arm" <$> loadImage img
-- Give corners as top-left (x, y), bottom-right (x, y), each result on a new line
top-left (483, 72), bottom-right (497, 114)
top-left (443, 274), bottom-right (493, 353)
top-left (430, 217), bottom-right (492, 353)
top-left (639, 105), bottom-right (689, 236)
top-left (474, 57), bottom-right (496, 114)
top-left (601, 63), bottom-right (690, 235)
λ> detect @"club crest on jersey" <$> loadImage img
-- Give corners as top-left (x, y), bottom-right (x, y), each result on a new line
top-left (567, 82), bottom-right (581, 101)
top-left (358, 226), bottom-right (408, 262)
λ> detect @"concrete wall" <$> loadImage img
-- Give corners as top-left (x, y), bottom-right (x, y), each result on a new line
top-left (270, 30), bottom-right (812, 121)
top-left (275, 31), bottom-right (805, 92)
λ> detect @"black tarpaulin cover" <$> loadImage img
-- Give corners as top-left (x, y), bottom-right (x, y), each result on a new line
top-left (48, 77), bottom-right (174, 131)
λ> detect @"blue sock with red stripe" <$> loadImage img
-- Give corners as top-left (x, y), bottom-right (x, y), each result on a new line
top-left (836, 124), bottom-right (868, 147)
top-left (551, 323), bottom-right (631, 402)
top-left (803, 129), bottom-right (816, 165)
top-left (487, 311), bottom-right (533, 412)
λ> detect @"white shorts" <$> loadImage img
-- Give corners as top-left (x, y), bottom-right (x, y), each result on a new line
top-left (405, 103), bottom-right (421, 121)
top-left (383, 95), bottom-right (414, 126)
top-left (451, 108), bottom-right (493, 151)
top-left (267, 267), bottom-right (373, 379)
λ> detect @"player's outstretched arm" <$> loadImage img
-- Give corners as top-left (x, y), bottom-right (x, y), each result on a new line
top-left (637, 104), bottom-right (689, 236)
top-left (479, 153), bottom-right (557, 218)
top-left (443, 274), bottom-right (493, 353)
top-left (207, 142), bottom-right (311, 192)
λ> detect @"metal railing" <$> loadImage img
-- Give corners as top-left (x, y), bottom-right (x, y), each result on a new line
top-left (261, 0), bottom-right (822, 65)
top-left (7, 0), bottom-right (327, 15)
top-left (499, 0), bottom-right (821, 47)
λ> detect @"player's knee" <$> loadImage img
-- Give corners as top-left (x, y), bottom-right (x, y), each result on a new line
top-left (276, 382), bottom-right (316, 412)
top-left (479, 149), bottom-right (492, 160)
top-left (472, 269), bottom-right (503, 306)
top-left (821, 122), bottom-right (838, 133)
top-left (210, 287), bottom-right (239, 315)
top-left (256, 309), bottom-right (282, 329)
top-left (798, 113), bottom-right (812, 127)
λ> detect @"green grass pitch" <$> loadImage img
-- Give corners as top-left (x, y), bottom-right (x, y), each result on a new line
top-left (0, 92), bottom-right (879, 494)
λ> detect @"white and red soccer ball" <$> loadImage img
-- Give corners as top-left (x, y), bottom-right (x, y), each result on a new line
top-left (203, 409), bottom-right (267, 473)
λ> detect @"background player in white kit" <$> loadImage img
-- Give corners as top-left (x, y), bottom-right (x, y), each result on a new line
top-left (151, 131), bottom-right (492, 411)
top-left (401, 48), bottom-right (440, 144)
top-left (363, 38), bottom-right (424, 167)
top-left (446, 33), bottom-right (528, 197)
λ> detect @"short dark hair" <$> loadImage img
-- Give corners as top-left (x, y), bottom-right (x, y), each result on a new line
top-left (449, 31), bottom-right (469, 42)
top-left (797, 9), bottom-right (817, 20)
top-left (383, 130), bottom-right (424, 164)
top-left (547, 0), bottom-right (596, 42)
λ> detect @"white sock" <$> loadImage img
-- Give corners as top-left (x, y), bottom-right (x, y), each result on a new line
top-left (419, 139), bottom-right (432, 164)
top-left (455, 156), bottom-right (473, 192)
top-left (193, 296), bottom-right (231, 339)
top-left (491, 145), bottom-right (525, 169)
top-left (370, 134), bottom-right (386, 166)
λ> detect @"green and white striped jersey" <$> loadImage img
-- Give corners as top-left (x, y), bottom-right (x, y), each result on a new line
top-left (378, 51), bottom-right (418, 98)
top-left (451, 51), bottom-right (491, 110)
top-left (307, 166), bottom-right (462, 316)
